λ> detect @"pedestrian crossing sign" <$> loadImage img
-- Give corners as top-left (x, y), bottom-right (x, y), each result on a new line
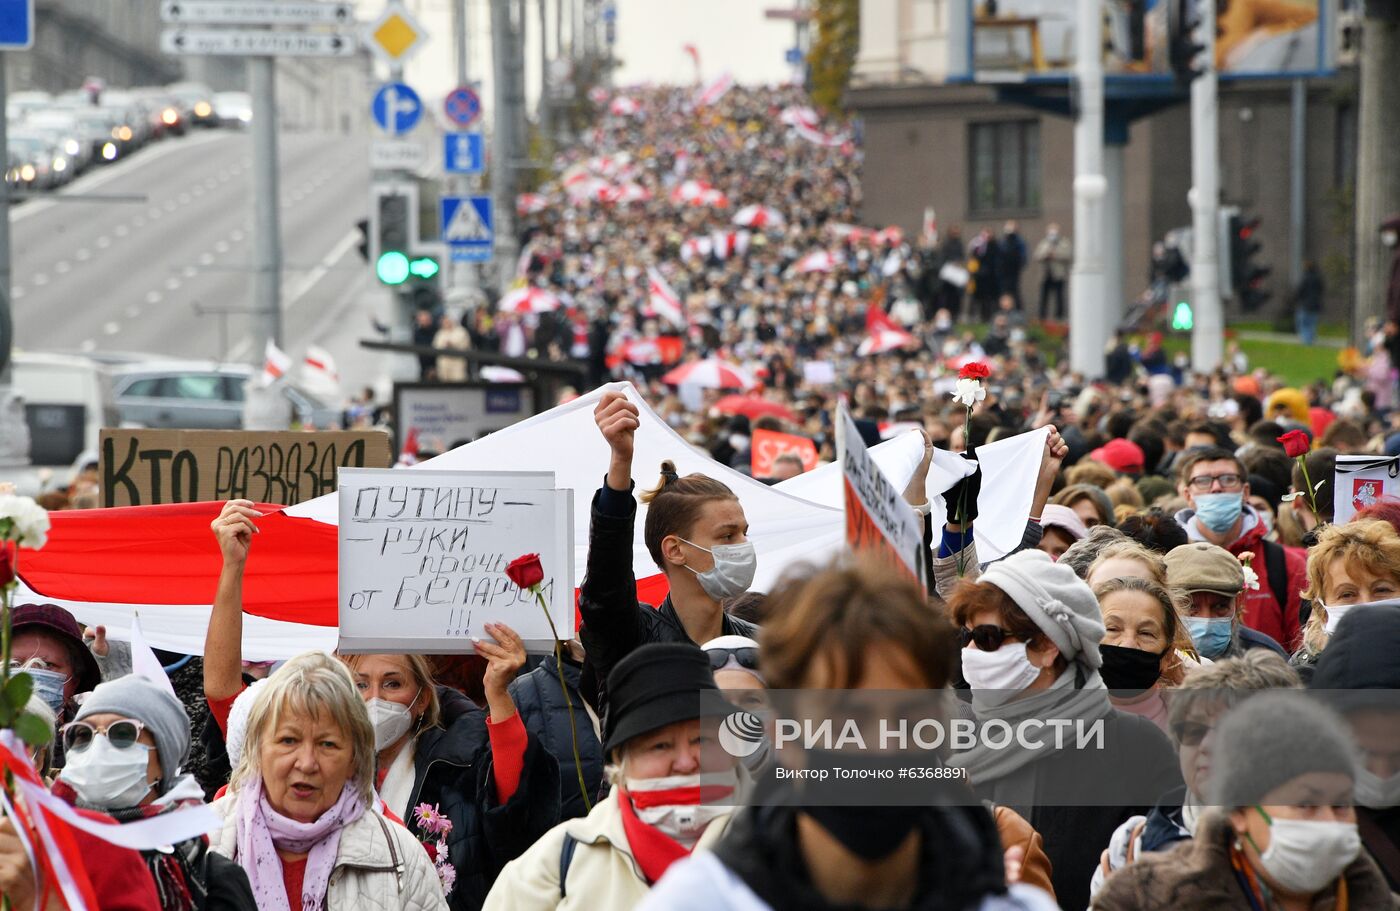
top-left (441, 195), bottom-right (493, 262)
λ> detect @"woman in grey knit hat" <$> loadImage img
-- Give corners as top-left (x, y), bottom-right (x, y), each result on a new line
top-left (1093, 690), bottom-right (1399, 910)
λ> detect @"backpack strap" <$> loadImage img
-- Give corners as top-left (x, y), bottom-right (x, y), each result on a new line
top-left (558, 833), bottom-right (579, 900)
top-left (1263, 540), bottom-right (1289, 615)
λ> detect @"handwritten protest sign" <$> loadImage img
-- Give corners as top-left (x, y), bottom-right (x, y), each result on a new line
top-left (100, 429), bottom-right (391, 507)
top-left (837, 405), bottom-right (926, 585)
top-left (751, 428), bottom-right (819, 478)
top-left (337, 468), bottom-right (573, 653)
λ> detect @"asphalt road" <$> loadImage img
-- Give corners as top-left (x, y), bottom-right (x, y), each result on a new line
top-left (9, 127), bottom-right (373, 368)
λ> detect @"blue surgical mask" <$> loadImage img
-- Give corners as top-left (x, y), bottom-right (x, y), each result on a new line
top-left (1194, 492), bottom-right (1244, 534)
top-left (1185, 616), bottom-right (1233, 659)
top-left (25, 667), bottom-right (68, 716)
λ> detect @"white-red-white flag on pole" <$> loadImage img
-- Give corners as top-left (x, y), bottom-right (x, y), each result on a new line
top-left (304, 345), bottom-right (338, 382)
top-left (695, 71), bottom-right (734, 107)
top-left (262, 339), bottom-right (291, 387)
top-left (683, 43), bottom-right (701, 82)
top-left (647, 266), bottom-right (687, 329)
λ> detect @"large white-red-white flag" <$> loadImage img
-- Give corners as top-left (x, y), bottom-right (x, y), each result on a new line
top-left (791, 250), bottom-right (836, 274)
top-left (262, 339), bottom-right (291, 387)
top-left (695, 72), bottom-right (734, 107)
top-left (793, 121), bottom-right (849, 149)
top-left (857, 304), bottom-right (918, 356)
top-left (647, 266), bottom-right (687, 328)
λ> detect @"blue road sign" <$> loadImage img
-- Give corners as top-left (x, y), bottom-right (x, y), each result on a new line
top-left (371, 82), bottom-right (422, 136)
top-left (785, 47), bottom-right (803, 65)
top-left (441, 195), bottom-right (493, 262)
top-left (443, 86), bottom-right (482, 129)
top-left (0, 0), bottom-right (33, 49)
top-left (443, 133), bottom-right (484, 175)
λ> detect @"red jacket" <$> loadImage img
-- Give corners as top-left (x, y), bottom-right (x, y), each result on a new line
top-left (1226, 520), bottom-right (1306, 651)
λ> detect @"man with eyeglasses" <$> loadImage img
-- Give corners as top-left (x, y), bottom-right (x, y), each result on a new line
top-left (1173, 447), bottom-right (1305, 651)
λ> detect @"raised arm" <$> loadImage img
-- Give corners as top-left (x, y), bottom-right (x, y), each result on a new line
top-left (205, 499), bottom-right (260, 702)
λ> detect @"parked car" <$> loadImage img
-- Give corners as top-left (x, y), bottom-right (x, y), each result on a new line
top-left (111, 361), bottom-right (342, 429)
top-left (9, 352), bottom-right (120, 467)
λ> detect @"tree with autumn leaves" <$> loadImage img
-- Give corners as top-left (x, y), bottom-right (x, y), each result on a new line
top-left (808, 0), bottom-right (859, 112)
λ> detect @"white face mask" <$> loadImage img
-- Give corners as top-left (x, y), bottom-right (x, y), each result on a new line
top-left (1322, 601), bottom-right (1353, 636)
top-left (1253, 814), bottom-right (1361, 895)
top-left (367, 691), bottom-right (419, 752)
top-left (625, 771), bottom-right (738, 847)
top-left (1355, 767), bottom-right (1400, 809)
top-left (679, 538), bottom-right (757, 602)
top-left (960, 641), bottom-right (1043, 700)
top-left (59, 734), bottom-right (155, 810)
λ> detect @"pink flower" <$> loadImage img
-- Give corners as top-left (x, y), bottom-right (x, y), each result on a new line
top-left (413, 802), bottom-right (451, 836)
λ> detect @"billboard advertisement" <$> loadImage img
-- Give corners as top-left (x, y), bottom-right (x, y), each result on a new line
top-left (969, 0), bottom-right (1330, 81)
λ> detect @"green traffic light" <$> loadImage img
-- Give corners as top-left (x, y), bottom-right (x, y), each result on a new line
top-left (376, 250), bottom-right (410, 285)
top-left (409, 256), bottom-right (440, 280)
top-left (1172, 301), bottom-right (1194, 331)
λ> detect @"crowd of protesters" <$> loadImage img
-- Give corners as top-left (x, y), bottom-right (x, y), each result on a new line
top-left (8, 83), bottom-right (1400, 911)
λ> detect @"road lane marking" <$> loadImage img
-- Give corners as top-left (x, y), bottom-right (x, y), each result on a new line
top-left (164, 277), bottom-right (181, 291)
top-left (146, 291), bottom-right (162, 304)
top-left (80, 339), bottom-right (96, 352)
top-left (53, 261), bottom-right (69, 274)
top-left (102, 321), bottom-right (119, 335)
top-left (125, 305), bottom-right (141, 318)
top-left (32, 274), bottom-right (47, 286)
top-left (74, 248), bottom-right (91, 261)
top-left (96, 236), bottom-right (111, 248)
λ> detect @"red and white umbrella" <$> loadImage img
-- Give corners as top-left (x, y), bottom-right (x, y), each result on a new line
top-left (670, 180), bottom-right (713, 204)
top-left (791, 250), bottom-right (837, 274)
top-left (614, 182), bottom-right (652, 204)
top-left (498, 286), bottom-right (562, 313)
top-left (733, 205), bottom-right (785, 229)
top-left (566, 177), bottom-right (613, 203)
top-left (608, 96), bottom-right (641, 116)
top-left (695, 188), bottom-right (729, 208)
top-left (662, 358), bottom-right (756, 390)
top-left (516, 193), bottom-right (549, 215)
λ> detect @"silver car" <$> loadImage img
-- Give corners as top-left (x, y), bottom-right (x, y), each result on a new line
top-left (111, 361), bottom-right (342, 429)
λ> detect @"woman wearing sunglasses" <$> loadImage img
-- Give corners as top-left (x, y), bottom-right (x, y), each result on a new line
top-left (701, 635), bottom-right (769, 775)
top-left (1088, 650), bottom-right (1299, 902)
top-left (945, 549), bottom-right (1182, 911)
top-left (52, 674), bottom-right (257, 911)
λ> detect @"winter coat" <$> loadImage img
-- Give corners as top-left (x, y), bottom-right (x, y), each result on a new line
top-left (578, 483), bottom-right (757, 715)
top-left (1091, 808), bottom-right (1399, 910)
top-left (405, 686), bottom-right (562, 911)
top-left (970, 704), bottom-right (1183, 911)
top-left (434, 325), bottom-right (472, 382)
top-left (482, 788), bottom-right (732, 911)
top-left (991, 804), bottom-right (1057, 901)
top-left (1089, 786), bottom-right (1194, 901)
top-left (207, 794), bottom-right (448, 911)
top-left (637, 803), bottom-right (1059, 911)
top-left (1176, 505), bottom-right (1305, 650)
top-left (1034, 235), bottom-right (1072, 282)
top-left (509, 651), bottom-right (605, 821)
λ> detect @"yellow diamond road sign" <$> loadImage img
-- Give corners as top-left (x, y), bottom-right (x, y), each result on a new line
top-left (365, 2), bottom-right (426, 65)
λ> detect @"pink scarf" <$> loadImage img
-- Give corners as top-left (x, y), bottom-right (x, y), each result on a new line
top-left (235, 778), bottom-right (367, 911)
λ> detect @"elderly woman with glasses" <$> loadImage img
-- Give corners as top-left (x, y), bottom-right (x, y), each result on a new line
top-left (50, 674), bottom-right (256, 911)
top-left (702, 635), bottom-right (769, 775)
top-left (208, 650), bottom-right (447, 911)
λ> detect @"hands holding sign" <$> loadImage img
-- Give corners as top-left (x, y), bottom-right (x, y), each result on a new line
top-left (476, 622), bottom-right (528, 722)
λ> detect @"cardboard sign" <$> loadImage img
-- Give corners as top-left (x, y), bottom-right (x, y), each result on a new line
top-left (100, 429), bottom-right (392, 507)
top-left (837, 406), bottom-right (926, 586)
top-left (1333, 455), bottom-right (1395, 524)
top-left (751, 428), bottom-right (819, 478)
top-left (336, 468), bottom-right (573, 653)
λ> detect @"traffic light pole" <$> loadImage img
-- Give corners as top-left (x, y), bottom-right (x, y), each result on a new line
top-left (0, 55), bottom-right (27, 468)
top-left (1188, 0), bottom-right (1222, 372)
top-left (1068, 0), bottom-right (1108, 378)
top-left (242, 54), bottom-right (290, 430)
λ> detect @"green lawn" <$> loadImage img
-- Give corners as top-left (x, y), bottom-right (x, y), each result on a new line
top-left (1158, 335), bottom-right (1344, 386)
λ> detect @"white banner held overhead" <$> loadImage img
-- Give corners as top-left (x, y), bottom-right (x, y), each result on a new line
top-left (160, 28), bottom-right (356, 56)
top-left (160, 1), bottom-right (355, 25)
top-left (337, 468), bottom-right (573, 653)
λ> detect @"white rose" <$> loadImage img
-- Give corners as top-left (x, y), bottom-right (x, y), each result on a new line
top-left (0, 494), bottom-right (50, 550)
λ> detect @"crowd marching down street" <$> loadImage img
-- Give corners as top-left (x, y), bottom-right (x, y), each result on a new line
top-left (8, 81), bottom-right (1400, 911)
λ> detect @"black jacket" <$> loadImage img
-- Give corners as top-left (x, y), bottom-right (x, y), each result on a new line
top-left (578, 485), bottom-right (758, 715)
top-left (712, 802), bottom-right (1012, 911)
top-left (970, 705), bottom-right (1183, 911)
top-left (406, 685), bottom-right (561, 911)
top-left (509, 651), bottom-right (605, 821)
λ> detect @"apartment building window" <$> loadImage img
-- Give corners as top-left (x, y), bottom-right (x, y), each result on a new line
top-left (969, 120), bottom-right (1041, 214)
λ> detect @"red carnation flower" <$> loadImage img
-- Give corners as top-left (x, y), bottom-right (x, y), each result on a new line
top-left (958, 362), bottom-right (991, 381)
top-left (505, 553), bottom-right (545, 591)
top-left (1277, 430), bottom-right (1310, 459)
top-left (422, 841), bottom-right (438, 862)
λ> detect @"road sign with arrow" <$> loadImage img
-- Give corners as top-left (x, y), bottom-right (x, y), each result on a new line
top-left (160, 1), bottom-right (354, 25)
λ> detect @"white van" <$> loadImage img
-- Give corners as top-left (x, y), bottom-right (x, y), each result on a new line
top-left (9, 351), bottom-right (119, 467)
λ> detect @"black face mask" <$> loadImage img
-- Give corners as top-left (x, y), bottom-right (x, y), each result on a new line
top-left (1098, 643), bottom-right (1165, 693)
top-left (791, 749), bottom-right (925, 860)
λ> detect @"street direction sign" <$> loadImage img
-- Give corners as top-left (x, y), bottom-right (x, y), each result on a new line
top-left (370, 140), bottom-right (425, 169)
top-left (0, 0), bottom-right (33, 49)
top-left (371, 82), bottom-right (422, 136)
top-left (785, 47), bottom-right (803, 65)
top-left (364, 1), bottom-right (427, 66)
top-left (443, 133), bottom-right (484, 174)
top-left (441, 195), bottom-right (493, 262)
top-left (160, 28), bottom-right (355, 56)
top-left (160, 1), bottom-right (353, 25)
top-left (443, 86), bottom-right (482, 128)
